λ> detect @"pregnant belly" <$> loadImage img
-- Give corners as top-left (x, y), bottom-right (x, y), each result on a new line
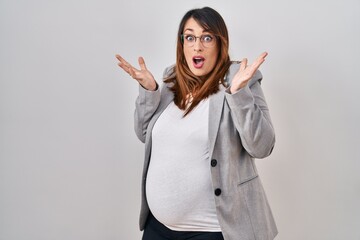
top-left (145, 160), bottom-right (217, 229)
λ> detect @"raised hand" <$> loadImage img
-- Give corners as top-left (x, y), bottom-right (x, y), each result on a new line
top-left (115, 54), bottom-right (157, 91)
top-left (230, 52), bottom-right (268, 93)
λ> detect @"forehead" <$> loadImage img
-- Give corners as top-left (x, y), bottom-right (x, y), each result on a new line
top-left (183, 18), bottom-right (208, 33)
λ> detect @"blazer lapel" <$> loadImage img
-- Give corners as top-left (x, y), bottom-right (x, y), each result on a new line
top-left (208, 85), bottom-right (226, 157)
top-left (208, 62), bottom-right (239, 156)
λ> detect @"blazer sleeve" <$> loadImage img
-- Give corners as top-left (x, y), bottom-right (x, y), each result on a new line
top-left (133, 66), bottom-right (173, 143)
top-left (134, 84), bottom-right (161, 143)
top-left (225, 70), bottom-right (275, 159)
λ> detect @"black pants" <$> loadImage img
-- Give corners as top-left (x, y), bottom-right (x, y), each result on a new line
top-left (142, 213), bottom-right (224, 240)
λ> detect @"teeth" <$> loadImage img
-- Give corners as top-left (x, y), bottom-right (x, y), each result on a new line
top-left (193, 57), bottom-right (204, 64)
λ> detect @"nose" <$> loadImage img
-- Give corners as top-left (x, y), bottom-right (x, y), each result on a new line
top-left (193, 38), bottom-right (203, 52)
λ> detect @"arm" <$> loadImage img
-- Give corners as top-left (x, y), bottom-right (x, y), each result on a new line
top-left (134, 84), bottom-right (161, 143)
top-left (225, 71), bottom-right (275, 158)
top-left (133, 66), bottom-right (174, 142)
top-left (115, 54), bottom-right (159, 142)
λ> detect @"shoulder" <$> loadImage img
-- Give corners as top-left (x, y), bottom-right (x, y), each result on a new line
top-left (225, 61), bottom-right (263, 87)
top-left (162, 64), bottom-right (176, 79)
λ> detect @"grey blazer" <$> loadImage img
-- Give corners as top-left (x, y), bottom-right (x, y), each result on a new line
top-left (134, 62), bottom-right (278, 240)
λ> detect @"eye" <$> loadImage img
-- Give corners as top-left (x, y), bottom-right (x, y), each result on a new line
top-left (185, 35), bottom-right (195, 42)
top-left (202, 35), bottom-right (213, 42)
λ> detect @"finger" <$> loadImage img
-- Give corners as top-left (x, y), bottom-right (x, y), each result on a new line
top-left (115, 54), bottom-right (127, 65)
top-left (117, 62), bottom-right (130, 73)
top-left (122, 61), bottom-right (140, 74)
top-left (251, 58), bottom-right (264, 70)
top-left (115, 54), bottom-right (133, 69)
top-left (256, 52), bottom-right (268, 64)
top-left (115, 54), bottom-right (123, 61)
top-left (258, 51), bottom-right (268, 59)
top-left (117, 61), bottom-right (137, 78)
top-left (253, 52), bottom-right (267, 63)
top-left (250, 52), bottom-right (268, 70)
top-left (115, 54), bottom-right (141, 77)
top-left (116, 55), bottom-right (130, 70)
top-left (129, 67), bottom-right (137, 79)
top-left (138, 57), bottom-right (147, 71)
top-left (240, 58), bottom-right (247, 71)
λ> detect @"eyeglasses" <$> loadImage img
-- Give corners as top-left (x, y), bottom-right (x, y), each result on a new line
top-left (181, 34), bottom-right (217, 48)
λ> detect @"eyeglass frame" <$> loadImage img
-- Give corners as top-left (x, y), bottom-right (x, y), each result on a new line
top-left (180, 33), bottom-right (218, 48)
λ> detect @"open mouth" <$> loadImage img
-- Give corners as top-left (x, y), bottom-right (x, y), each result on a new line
top-left (192, 56), bottom-right (205, 69)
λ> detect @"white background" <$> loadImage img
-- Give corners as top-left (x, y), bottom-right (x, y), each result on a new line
top-left (1, 0), bottom-right (359, 239)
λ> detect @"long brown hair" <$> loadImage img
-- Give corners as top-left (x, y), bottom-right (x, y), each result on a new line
top-left (165, 7), bottom-right (232, 116)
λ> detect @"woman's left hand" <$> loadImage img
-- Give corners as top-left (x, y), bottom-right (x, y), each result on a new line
top-left (230, 52), bottom-right (268, 93)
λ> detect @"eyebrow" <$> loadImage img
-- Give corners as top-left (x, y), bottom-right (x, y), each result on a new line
top-left (183, 28), bottom-right (194, 33)
top-left (183, 28), bottom-right (210, 34)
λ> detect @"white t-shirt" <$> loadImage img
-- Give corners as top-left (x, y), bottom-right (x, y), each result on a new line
top-left (146, 98), bottom-right (221, 232)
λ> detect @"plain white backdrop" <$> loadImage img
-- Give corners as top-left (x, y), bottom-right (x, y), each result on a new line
top-left (1, 0), bottom-right (359, 239)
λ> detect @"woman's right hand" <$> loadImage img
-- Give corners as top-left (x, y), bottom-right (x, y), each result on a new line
top-left (115, 54), bottom-right (157, 91)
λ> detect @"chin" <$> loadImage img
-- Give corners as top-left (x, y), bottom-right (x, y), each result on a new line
top-left (188, 66), bottom-right (210, 77)
top-left (191, 70), bottom-right (206, 76)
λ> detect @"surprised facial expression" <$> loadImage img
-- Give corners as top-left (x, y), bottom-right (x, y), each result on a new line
top-left (183, 18), bottom-right (219, 77)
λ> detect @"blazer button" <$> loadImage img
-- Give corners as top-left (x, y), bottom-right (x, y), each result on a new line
top-left (214, 188), bottom-right (222, 196)
top-left (211, 159), bottom-right (217, 167)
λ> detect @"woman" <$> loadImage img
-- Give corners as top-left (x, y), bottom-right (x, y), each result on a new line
top-left (116, 6), bottom-right (277, 240)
